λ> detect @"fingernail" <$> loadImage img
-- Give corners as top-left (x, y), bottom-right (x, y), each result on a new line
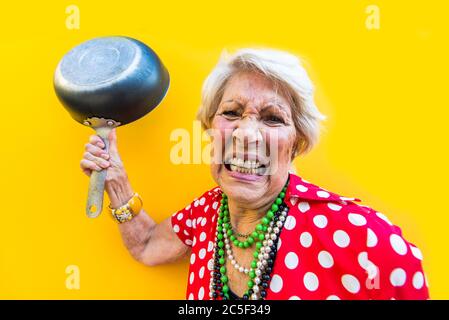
top-left (101, 153), bottom-right (109, 160)
top-left (101, 161), bottom-right (109, 168)
top-left (97, 142), bottom-right (105, 148)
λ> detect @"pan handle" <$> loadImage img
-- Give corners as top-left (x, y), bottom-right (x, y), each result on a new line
top-left (86, 126), bottom-right (112, 218)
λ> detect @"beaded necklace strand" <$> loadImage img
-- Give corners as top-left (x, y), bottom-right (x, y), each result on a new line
top-left (209, 178), bottom-right (290, 300)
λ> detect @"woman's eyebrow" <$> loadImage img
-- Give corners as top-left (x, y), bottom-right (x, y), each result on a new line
top-left (221, 99), bottom-right (243, 107)
top-left (220, 100), bottom-right (289, 117)
top-left (260, 103), bottom-right (289, 116)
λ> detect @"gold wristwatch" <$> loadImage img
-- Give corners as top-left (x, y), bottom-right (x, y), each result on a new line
top-left (109, 193), bottom-right (143, 223)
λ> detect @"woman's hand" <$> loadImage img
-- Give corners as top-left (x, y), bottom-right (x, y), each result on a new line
top-left (79, 129), bottom-right (189, 266)
top-left (80, 128), bottom-right (134, 207)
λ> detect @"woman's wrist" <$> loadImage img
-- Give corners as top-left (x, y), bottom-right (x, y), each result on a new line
top-left (105, 172), bottom-right (134, 208)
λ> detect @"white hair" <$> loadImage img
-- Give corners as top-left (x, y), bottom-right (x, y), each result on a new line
top-left (197, 48), bottom-right (326, 156)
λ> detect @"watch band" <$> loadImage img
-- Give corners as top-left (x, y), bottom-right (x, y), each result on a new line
top-left (109, 193), bottom-right (143, 223)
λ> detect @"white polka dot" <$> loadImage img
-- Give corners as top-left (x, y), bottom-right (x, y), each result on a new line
top-left (366, 264), bottom-right (378, 280)
top-left (348, 213), bottom-right (367, 226)
top-left (184, 230), bottom-right (190, 236)
top-left (173, 224), bottom-right (180, 233)
top-left (198, 287), bottom-right (205, 300)
top-left (289, 296), bottom-right (301, 300)
top-left (290, 197), bottom-right (298, 206)
top-left (277, 237), bottom-right (282, 250)
top-left (313, 215), bottom-right (328, 228)
top-left (200, 232), bottom-right (207, 242)
top-left (317, 190), bottom-right (330, 198)
top-left (298, 202), bottom-right (310, 213)
top-left (201, 217), bottom-right (207, 227)
top-left (204, 205), bottom-right (209, 213)
top-left (284, 216), bottom-right (296, 230)
top-left (199, 248), bottom-right (206, 259)
top-left (341, 274), bottom-right (360, 294)
top-left (358, 252), bottom-right (369, 270)
top-left (284, 252), bottom-right (299, 269)
top-left (207, 241), bottom-right (214, 252)
top-left (390, 268), bottom-right (407, 287)
top-left (185, 239), bottom-right (193, 246)
top-left (376, 212), bottom-right (393, 225)
top-left (189, 272), bottom-right (195, 284)
top-left (410, 245), bottom-right (423, 260)
top-left (296, 184), bottom-right (308, 192)
top-left (192, 219), bottom-right (196, 229)
top-left (190, 253), bottom-right (196, 264)
top-left (326, 295), bottom-right (340, 300)
top-left (318, 251), bottom-right (334, 268)
top-left (328, 203), bottom-right (342, 211)
top-left (212, 202), bottom-right (219, 210)
top-left (185, 205), bottom-right (191, 211)
top-left (199, 197), bottom-right (206, 205)
top-left (413, 271), bottom-right (424, 289)
top-left (333, 230), bottom-right (350, 248)
top-left (196, 217), bottom-right (203, 225)
top-left (194, 200), bottom-right (199, 207)
top-left (199, 266), bottom-right (205, 279)
top-left (367, 228), bottom-right (378, 247)
top-left (192, 236), bottom-right (197, 247)
top-left (188, 293), bottom-right (194, 300)
top-left (390, 234), bottom-right (408, 255)
top-left (207, 258), bottom-right (214, 270)
top-left (177, 213), bottom-right (184, 220)
top-left (300, 232), bottom-right (313, 248)
top-left (186, 219), bottom-right (192, 228)
top-left (303, 272), bottom-right (319, 291)
top-left (270, 274), bottom-right (283, 293)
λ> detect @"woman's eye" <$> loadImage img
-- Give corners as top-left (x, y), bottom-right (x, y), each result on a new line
top-left (222, 110), bottom-right (239, 117)
top-left (266, 115), bottom-right (284, 124)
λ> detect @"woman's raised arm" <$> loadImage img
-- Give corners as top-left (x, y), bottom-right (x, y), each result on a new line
top-left (80, 129), bottom-right (190, 266)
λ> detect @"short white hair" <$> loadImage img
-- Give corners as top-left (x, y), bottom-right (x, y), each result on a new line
top-left (197, 48), bottom-right (326, 156)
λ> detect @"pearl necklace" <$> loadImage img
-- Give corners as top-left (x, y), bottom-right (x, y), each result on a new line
top-left (209, 179), bottom-right (289, 300)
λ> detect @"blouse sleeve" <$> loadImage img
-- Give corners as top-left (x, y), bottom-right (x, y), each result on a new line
top-left (365, 210), bottom-right (429, 300)
top-left (171, 201), bottom-right (196, 247)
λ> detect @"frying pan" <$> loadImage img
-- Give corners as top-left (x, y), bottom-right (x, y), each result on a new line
top-left (54, 36), bottom-right (170, 218)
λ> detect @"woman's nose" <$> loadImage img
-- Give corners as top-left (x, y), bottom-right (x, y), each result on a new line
top-left (232, 118), bottom-right (263, 148)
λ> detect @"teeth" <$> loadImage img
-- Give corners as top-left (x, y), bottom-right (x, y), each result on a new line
top-left (230, 158), bottom-right (262, 169)
top-left (229, 162), bottom-right (265, 175)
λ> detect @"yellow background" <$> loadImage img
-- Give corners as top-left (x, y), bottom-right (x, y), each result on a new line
top-left (0, 0), bottom-right (447, 299)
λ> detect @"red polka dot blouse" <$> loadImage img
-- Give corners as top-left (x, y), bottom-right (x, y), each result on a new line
top-left (171, 173), bottom-right (429, 300)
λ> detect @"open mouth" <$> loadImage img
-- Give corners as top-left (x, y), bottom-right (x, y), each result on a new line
top-left (224, 157), bottom-right (269, 176)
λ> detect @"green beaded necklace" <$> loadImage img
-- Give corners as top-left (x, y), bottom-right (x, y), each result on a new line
top-left (214, 182), bottom-right (288, 299)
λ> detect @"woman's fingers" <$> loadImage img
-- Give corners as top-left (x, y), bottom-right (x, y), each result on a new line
top-left (85, 142), bottom-right (109, 158)
top-left (80, 159), bottom-right (102, 174)
top-left (81, 167), bottom-right (92, 177)
top-left (83, 152), bottom-right (110, 168)
top-left (89, 135), bottom-right (105, 149)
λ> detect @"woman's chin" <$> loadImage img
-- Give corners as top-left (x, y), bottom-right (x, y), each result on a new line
top-left (217, 164), bottom-right (268, 198)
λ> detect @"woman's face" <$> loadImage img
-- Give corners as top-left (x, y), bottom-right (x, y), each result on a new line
top-left (210, 71), bottom-right (297, 207)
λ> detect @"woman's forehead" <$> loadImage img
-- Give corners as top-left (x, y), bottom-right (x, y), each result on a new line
top-left (222, 75), bottom-right (290, 108)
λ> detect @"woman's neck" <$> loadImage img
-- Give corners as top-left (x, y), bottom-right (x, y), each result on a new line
top-left (227, 193), bottom-right (277, 234)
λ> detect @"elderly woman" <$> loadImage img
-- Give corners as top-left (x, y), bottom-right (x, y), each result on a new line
top-left (80, 49), bottom-right (429, 300)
